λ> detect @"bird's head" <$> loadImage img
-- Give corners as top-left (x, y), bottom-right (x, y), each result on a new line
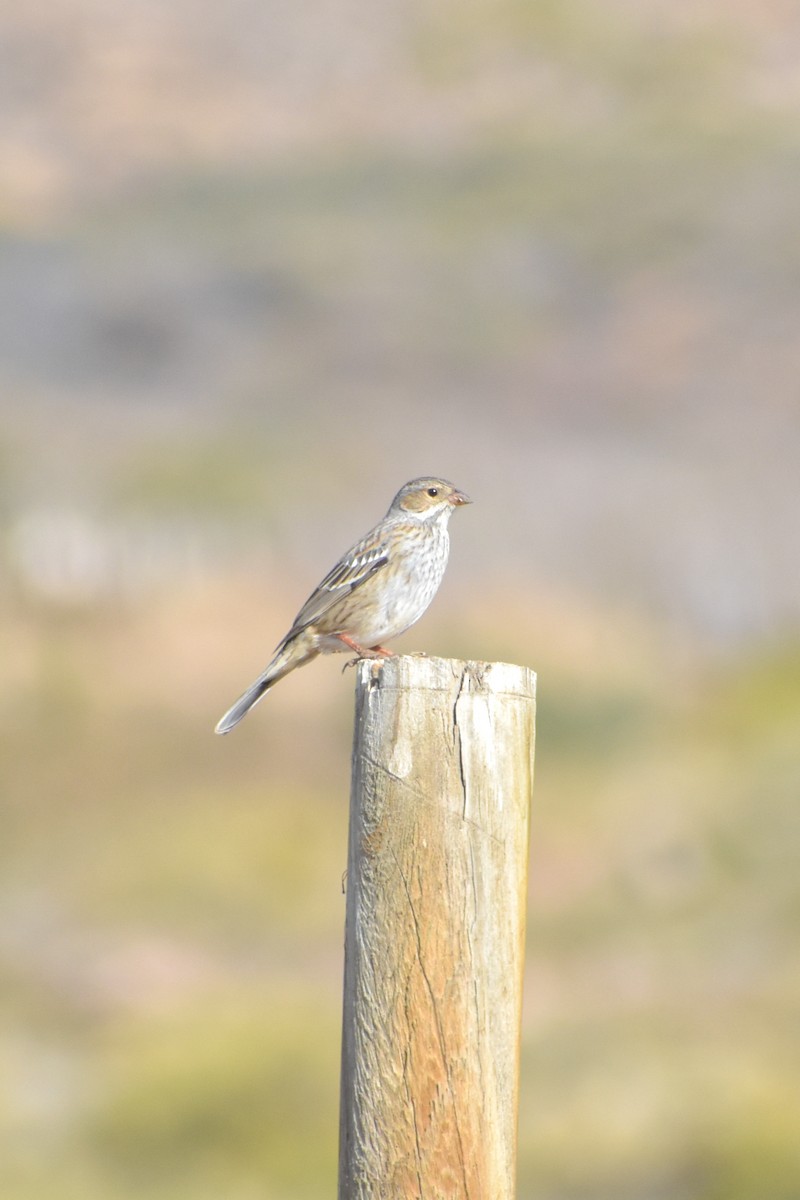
top-left (388, 477), bottom-right (472, 521)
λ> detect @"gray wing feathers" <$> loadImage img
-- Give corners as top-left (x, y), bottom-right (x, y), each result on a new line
top-left (286, 536), bottom-right (389, 633)
top-left (215, 529), bottom-right (390, 735)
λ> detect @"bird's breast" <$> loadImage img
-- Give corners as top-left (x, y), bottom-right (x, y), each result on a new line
top-left (367, 524), bottom-right (450, 642)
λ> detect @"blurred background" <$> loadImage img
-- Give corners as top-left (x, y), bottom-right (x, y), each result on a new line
top-left (2, 1), bottom-right (799, 1197)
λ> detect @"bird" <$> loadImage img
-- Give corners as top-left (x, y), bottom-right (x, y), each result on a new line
top-left (215, 476), bottom-right (471, 734)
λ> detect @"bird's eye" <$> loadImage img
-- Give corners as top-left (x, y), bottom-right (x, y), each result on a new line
top-left (427, 487), bottom-right (439, 497)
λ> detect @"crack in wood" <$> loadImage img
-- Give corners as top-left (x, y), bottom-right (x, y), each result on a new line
top-left (452, 666), bottom-right (469, 820)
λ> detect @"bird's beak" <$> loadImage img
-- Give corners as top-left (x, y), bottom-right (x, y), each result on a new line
top-left (449, 489), bottom-right (472, 506)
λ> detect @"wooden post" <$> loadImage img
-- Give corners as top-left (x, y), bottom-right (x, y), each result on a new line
top-left (338, 655), bottom-right (536, 1200)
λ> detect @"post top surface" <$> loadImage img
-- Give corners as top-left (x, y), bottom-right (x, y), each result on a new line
top-left (356, 654), bottom-right (536, 699)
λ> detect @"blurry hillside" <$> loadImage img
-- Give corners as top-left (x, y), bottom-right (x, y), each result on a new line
top-left (1, 2), bottom-right (800, 1199)
top-left (3, 0), bottom-right (800, 637)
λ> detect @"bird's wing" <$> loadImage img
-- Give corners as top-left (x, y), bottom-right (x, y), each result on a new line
top-left (280, 529), bottom-right (390, 640)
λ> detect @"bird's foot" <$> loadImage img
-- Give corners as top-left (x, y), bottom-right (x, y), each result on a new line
top-left (336, 633), bottom-right (395, 658)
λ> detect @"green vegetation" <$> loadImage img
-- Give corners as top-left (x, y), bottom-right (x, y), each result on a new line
top-left (1, 589), bottom-right (797, 1199)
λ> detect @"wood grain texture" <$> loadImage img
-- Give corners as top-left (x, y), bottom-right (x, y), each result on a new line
top-left (338, 655), bottom-right (536, 1200)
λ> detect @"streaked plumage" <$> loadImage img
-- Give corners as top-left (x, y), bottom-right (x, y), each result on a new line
top-left (215, 477), bottom-right (471, 734)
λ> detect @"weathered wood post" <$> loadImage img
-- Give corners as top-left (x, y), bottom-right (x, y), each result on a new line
top-left (338, 655), bottom-right (536, 1199)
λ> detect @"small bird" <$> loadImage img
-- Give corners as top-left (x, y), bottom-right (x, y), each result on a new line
top-left (215, 476), bottom-right (471, 734)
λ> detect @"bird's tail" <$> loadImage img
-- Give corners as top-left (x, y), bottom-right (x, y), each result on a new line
top-left (214, 634), bottom-right (318, 735)
top-left (214, 672), bottom-right (274, 735)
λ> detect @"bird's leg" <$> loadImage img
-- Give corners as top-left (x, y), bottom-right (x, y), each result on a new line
top-left (336, 633), bottom-right (394, 658)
